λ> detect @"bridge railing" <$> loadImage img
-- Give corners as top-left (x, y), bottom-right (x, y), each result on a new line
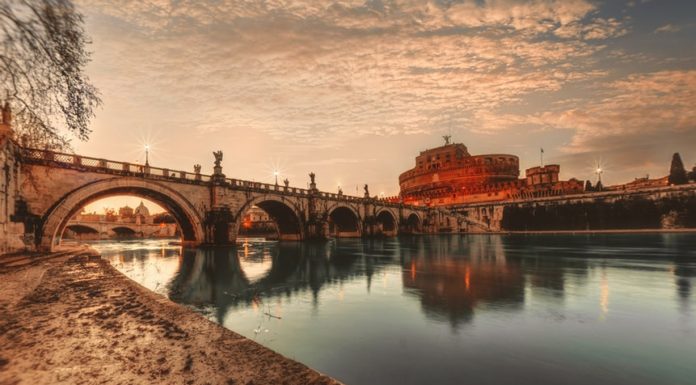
top-left (18, 146), bottom-right (420, 208)
top-left (19, 147), bottom-right (215, 184)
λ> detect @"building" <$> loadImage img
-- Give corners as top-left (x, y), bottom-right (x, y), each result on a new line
top-left (240, 206), bottom-right (277, 237)
top-left (397, 138), bottom-right (584, 206)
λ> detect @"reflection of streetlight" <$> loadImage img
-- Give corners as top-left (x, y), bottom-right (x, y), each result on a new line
top-left (273, 170), bottom-right (279, 185)
top-left (144, 144), bottom-right (150, 166)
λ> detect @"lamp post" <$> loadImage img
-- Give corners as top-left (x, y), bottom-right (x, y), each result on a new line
top-left (145, 144), bottom-right (150, 166)
top-left (595, 167), bottom-right (603, 184)
top-left (274, 170), bottom-right (279, 185)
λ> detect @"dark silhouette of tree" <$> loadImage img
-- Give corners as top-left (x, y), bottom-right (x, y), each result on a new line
top-left (584, 180), bottom-right (593, 192)
top-left (688, 166), bottom-right (696, 182)
top-left (153, 212), bottom-right (176, 224)
top-left (668, 153), bottom-right (688, 185)
top-left (0, 0), bottom-right (100, 150)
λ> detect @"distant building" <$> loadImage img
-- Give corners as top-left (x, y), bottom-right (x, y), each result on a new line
top-left (240, 206), bottom-right (277, 236)
top-left (608, 176), bottom-right (669, 191)
top-left (397, 139), bottom-right (584, 206)
top-left (134, 201), bottom-right (152, 224)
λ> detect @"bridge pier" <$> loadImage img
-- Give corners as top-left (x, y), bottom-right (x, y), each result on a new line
top-left (204, 207), bottom-right (237, 246)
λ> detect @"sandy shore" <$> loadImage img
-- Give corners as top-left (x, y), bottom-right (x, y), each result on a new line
top-left (0, 249), bottom-right (341, 385)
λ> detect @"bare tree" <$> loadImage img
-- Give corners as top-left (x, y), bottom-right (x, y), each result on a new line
top-left (0, 0), bottom-right (100, 150)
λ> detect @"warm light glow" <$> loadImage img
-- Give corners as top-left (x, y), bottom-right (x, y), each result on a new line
top-left (465, 266), bottom-right (471, 291)
top-left (600, 271), bottom-right (609, 320)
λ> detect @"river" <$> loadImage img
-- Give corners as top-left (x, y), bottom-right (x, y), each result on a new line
top-left (94, 234), bottom-right (696, 385)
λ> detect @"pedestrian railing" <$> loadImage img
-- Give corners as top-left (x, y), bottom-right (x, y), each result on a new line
top-left (18, 146), bottom-right (412, 207)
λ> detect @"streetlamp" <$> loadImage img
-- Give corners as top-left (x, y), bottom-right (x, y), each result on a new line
top-left (595, 167), bottom-right (603, 184)
top-left (274, 170), bottom-right (279, 185)
top-left (144, 144), bottom-right (150, 166)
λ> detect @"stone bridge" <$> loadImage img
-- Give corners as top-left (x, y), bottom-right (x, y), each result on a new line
top-left (63, 220), bottom-right (178, 240)
top-left (2, 141), bottom-right (464, 252)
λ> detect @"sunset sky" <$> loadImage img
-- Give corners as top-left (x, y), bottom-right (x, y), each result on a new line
top-left (75, 0), bottom-right (695, 213)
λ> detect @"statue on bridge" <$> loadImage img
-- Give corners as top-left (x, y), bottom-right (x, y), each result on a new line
top-left (309, 172), bottom-right (317, 191)
top-left (194, 164), bottom-right (201, 174)
top-left (364, 184), bottom-right (370, 198)
top-left (213, 151), bottom-right (223, 167)
top-left (283, 178), bottom-right (289, 188)
top-left (212, 150), bottom-right (225, 179)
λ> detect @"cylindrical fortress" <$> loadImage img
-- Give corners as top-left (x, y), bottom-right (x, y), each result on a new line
top-left (398, 143), bottom-right (520, 198)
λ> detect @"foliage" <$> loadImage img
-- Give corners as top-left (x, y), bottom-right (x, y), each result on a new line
top-left (668, 153), bottom-right (688, 185)
top-left (0, 0), bottom-right (100, 150)
top-left (152, 212), bottom-right (176, 224)
top-left (501, 196), bottom-right (696, 231)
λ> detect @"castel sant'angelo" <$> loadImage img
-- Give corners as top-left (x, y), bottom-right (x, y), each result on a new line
top-left (397, 136), bottom-right (585, 206)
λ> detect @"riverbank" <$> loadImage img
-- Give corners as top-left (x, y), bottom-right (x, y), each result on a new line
top-left (0, 249), bottom-right (341, 385)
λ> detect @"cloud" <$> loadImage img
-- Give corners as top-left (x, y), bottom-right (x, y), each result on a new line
top-left (71, 0), bottom-right (696, 188)
top-left (77, 0), bottom-right (628, 145)
top-left (654, 24), bottom-right (681, 34)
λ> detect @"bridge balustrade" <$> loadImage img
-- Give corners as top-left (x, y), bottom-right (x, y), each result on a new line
top-left (19, 146), bottom-right (432, 210)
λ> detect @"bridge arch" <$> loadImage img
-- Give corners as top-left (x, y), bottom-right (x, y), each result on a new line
top-left (236, 196), bottom-right (304, 241)
top-left (328, 204), bottom-right (361, 237)
top-left (63, 224), bottom-right (100, 240)
top-left (64, 224), bottom-right (100, 234)
top-left (111, 226), bottom-right (139, 238)
top-left (40, 177), bottom-right (205, 251)
top-left (404, 212), bottom-right (422, 233)
top-left (376, 209), bottom-right (397, 235)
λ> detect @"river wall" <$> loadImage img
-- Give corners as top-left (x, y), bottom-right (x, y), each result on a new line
top-left (457, 184), bottom-right (696, 232)
top-left (501, 195), bottom-right (696, 231)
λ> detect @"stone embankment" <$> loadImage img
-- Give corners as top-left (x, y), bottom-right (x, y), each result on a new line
top-left (0, 247), bottom-right (341, 385)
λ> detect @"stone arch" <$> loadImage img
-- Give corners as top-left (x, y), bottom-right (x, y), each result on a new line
top-left (62, 224), bottom-right (100, 240)
top-left (236, 195), bottom-right (304, 241)
top-left (111, 226), bottom-right (138, 238)
top-left (328, 204), bottom-right (361, 237)
top-left (375, 209), bottom-right (397, 235)
top-left (40, 177), bottom-right (204, 251)
top-left (64, 224), bottom-right (99, 234)
top-left (404, 212), bottom-right (422, 234)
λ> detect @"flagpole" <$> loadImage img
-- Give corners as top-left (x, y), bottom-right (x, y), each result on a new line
top-left (540, 148), bottom-right (544, 167)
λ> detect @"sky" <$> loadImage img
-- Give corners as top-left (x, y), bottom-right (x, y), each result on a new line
top-left (73, 0), bottom-right (696, 213)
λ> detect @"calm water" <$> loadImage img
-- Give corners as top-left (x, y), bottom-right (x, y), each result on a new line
top-left (95, 234), bottom-right (696, 385)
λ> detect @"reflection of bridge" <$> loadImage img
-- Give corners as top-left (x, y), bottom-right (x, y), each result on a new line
top-left (162, 236), bottom-right (536, 326)
top-left (63, 220), bottom-right (177, 240)
top-left (1, 132), bottom-right (468, 252)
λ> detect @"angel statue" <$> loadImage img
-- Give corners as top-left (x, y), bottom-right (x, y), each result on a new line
top-left (213, 150), bottom-right (223, 167)
top-left (364, 184), bottom-right (370, 196)
top-left (194, 164), bottom-right (201, 174)
top-left (309, 172), bottom-right (316, 184)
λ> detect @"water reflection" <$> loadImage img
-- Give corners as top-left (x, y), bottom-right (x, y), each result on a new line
top-left (99, 234), bottom-right (696, 385)
top-left (143, 234), bottom-right (696, 328)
